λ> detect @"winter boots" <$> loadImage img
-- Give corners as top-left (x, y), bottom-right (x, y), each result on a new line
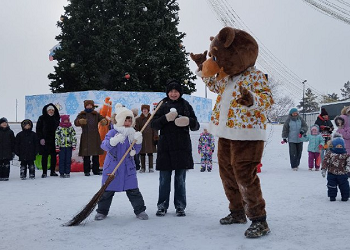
top-left (20, 166), bottom-right (27, 180)
top-left (140, 154), bottom-right (154, 173)
top-left (94, 213), bottom-right (107, 221)
top-left (20, 165), bottom-right (35, 180)
top-left (136, 211), bottom-right (149, 220)
top-left (244, 220), bottom-right (270, 238)
top-left (156, 208), bottom-right (167, 217)
top-left (220, 210), bottom-right (247, 225)
top-left (0, 163), bottom-right (10, 181)
top-left (176, 208), bottom-right (186, 217)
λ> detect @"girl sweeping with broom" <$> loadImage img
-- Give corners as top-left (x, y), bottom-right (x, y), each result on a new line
top-left (94, 104), bottom-right (148, 221)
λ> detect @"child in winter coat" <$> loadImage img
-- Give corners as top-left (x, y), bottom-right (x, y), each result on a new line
top-left (55, 115), bottom-right (77, 178)
top-left (94, 105), bottom-right (148, 221)
top-left (321, 136), bottom-right (350, 201)
top-left (303, 124), bottom-right (324, 171)
top-left (198, 128), bottom-right (215, 172)
top-left (0, 117), bottom-right (15, 181)
top-left (15, 119), bottom-right (39, 179)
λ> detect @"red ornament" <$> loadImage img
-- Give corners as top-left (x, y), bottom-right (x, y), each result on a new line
top-left (125, 73), bottom-right (130, 79)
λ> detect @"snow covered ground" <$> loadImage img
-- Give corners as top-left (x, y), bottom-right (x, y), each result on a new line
top-left (1, 124), bottom-right (349, 250)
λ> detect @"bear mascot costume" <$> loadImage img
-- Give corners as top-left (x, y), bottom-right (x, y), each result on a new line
top-left (191, 27), bottom-right (274, 238)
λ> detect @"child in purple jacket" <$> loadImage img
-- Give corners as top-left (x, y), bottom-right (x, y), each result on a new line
top-left (94, 104), bottom-right (148, 221)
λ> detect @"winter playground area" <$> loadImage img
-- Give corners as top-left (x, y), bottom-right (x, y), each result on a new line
top-left (1, 124), bottom-right (349, 250)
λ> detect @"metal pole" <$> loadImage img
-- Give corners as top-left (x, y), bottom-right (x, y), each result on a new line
top-left (205, 86), bottom-right (207, 99)
top-left (16, 99), bottom-right (18, 122)
top-left (302, 80), bottom-right (307, 120)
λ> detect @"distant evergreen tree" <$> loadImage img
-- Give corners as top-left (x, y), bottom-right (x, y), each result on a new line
top-left (297, 88), bottom-right (319, 112)
top-left (48, 0), bottom-right (196, 94)
top-left (340, 81), bottom-right (350, 100)
top-left (321, 93), bottom-right (339, 103)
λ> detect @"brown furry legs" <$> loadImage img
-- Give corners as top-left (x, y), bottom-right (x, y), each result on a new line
top-left (218, 138), bottom-right (266, 221)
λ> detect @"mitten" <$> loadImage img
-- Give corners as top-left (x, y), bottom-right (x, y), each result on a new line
top-left (190, 50), bottom-right (208, 70)
top-left (175, 116), bottom-right (189, 127)
top-left (110, 134), bottom-right (126, 146)
top-left (40, 139), bottom-right (45, 146)
top-left (321, 169), bottom-right (326, 178)
top-left (130, 149), bottom-right (136, 157)
top-left (134, 131), bottom-right (143, 144)
top-left (165, 111), bottom-right (178, 122)
top-left (298, 134), bottom-right (302, 138)
top-left (100, 119), bottom-right (108, 126)
top-left (79, 118), bottom-right (87, 125)
top-left (281, 138), bottom-right (288, 144)
top-left (318, 145), bottom-right (323, 150)
top-left (236, 86), bottom-right (254, 107)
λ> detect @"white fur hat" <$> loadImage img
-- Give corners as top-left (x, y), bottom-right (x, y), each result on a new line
top-left (114, 103), bottom-right (135, 127)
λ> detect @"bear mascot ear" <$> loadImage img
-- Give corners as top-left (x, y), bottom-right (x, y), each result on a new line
top-left (217, 27), bottom-right (235, 48)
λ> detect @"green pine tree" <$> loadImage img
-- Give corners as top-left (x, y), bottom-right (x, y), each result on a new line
top-left (48, 0), bottom-right (196, 94)
top-left (297, 88), bottom-right (319, 112)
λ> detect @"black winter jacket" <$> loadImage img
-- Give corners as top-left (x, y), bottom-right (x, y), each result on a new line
top-left (151, 97), bottom-right (200, 170)
top-left (15, 120), bottom-right (39, 161)
top-left (36, 103), bottom-right (60, 155)
top-left (0, 125), bottom-right (15, 160)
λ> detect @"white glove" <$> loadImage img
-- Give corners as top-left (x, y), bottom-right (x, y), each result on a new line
top-left (321, 169), bottom-right (326, 178)
top-left (134, 131), bottom-right (143, 144)
top-left (175, 116), bottom-right (189, 127)
top-left (166, 111), bottom-right (178, 122)
top-left (110, 134), bottom-right (126, 146)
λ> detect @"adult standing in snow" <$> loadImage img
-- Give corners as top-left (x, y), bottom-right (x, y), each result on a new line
top-left (282, 108), bottom-right (308, 171)
top-left (36, 103), bottom-right (60, 178)
top-left (314, 108), bottom-right (334, 145)
top-left (151, 79), bottom-right (200, 217)
top-left (135, 104), bottom-right (158, 173)
top-left (0, 117), bottom-right (15, 181)
top-left (74, 100), bottom-right (108, 176)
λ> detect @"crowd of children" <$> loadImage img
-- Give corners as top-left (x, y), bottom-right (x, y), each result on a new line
top-left (284, 107), bottom-right (350, 202)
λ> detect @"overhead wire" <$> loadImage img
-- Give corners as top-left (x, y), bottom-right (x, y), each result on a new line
top-left (206, 0), bottom-right (323, 102)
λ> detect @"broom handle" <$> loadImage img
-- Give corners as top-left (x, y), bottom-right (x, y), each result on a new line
top-left (110, 100), bottom-right (163, 176)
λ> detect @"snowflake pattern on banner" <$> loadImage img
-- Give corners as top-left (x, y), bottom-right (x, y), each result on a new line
top-left (25, 90), bottom-right (212, 123)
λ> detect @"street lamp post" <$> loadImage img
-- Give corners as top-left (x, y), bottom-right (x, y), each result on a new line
top-left (302, 80), bottom-right (307, 120)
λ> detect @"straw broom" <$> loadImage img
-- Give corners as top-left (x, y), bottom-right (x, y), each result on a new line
top-left (64, 101), bottom-right (163, 226)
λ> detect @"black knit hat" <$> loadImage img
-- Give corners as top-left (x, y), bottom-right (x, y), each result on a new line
top-left (166, 79), bottom-right (183, 97)
top-left (0, 117), bottom-right (8, 124)
top-left (320, 108), bottom-right (328, 116)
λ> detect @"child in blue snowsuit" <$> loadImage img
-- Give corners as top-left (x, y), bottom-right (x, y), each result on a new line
top-left (321, 136), bottom-right (350, 201)
top-left (303, 124), bottom-right (324, 171)
top-left (198, 128), bottom-right (215, 172)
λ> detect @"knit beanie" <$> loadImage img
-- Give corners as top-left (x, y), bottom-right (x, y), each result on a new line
top-left (320, 108), bottom-right (328, 116)
top-left (60, 115), bottom-right (70, 123)
top-left (0, 117), bottom-right (8, 124)
top-left (289, 108), bottom-right (298, 115)
top-left (330, 137), bottom-right (346, 154)
top-left (166, 79), bottom-right (183, 97)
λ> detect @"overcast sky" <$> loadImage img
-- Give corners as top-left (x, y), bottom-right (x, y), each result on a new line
top-left (1, 0), bottom-right (349, 121)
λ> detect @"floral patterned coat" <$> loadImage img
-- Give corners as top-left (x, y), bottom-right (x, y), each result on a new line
top-left (198, 66), bottom-right (274, 141)
top-left (198, 132), bottom-right (215, 154)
